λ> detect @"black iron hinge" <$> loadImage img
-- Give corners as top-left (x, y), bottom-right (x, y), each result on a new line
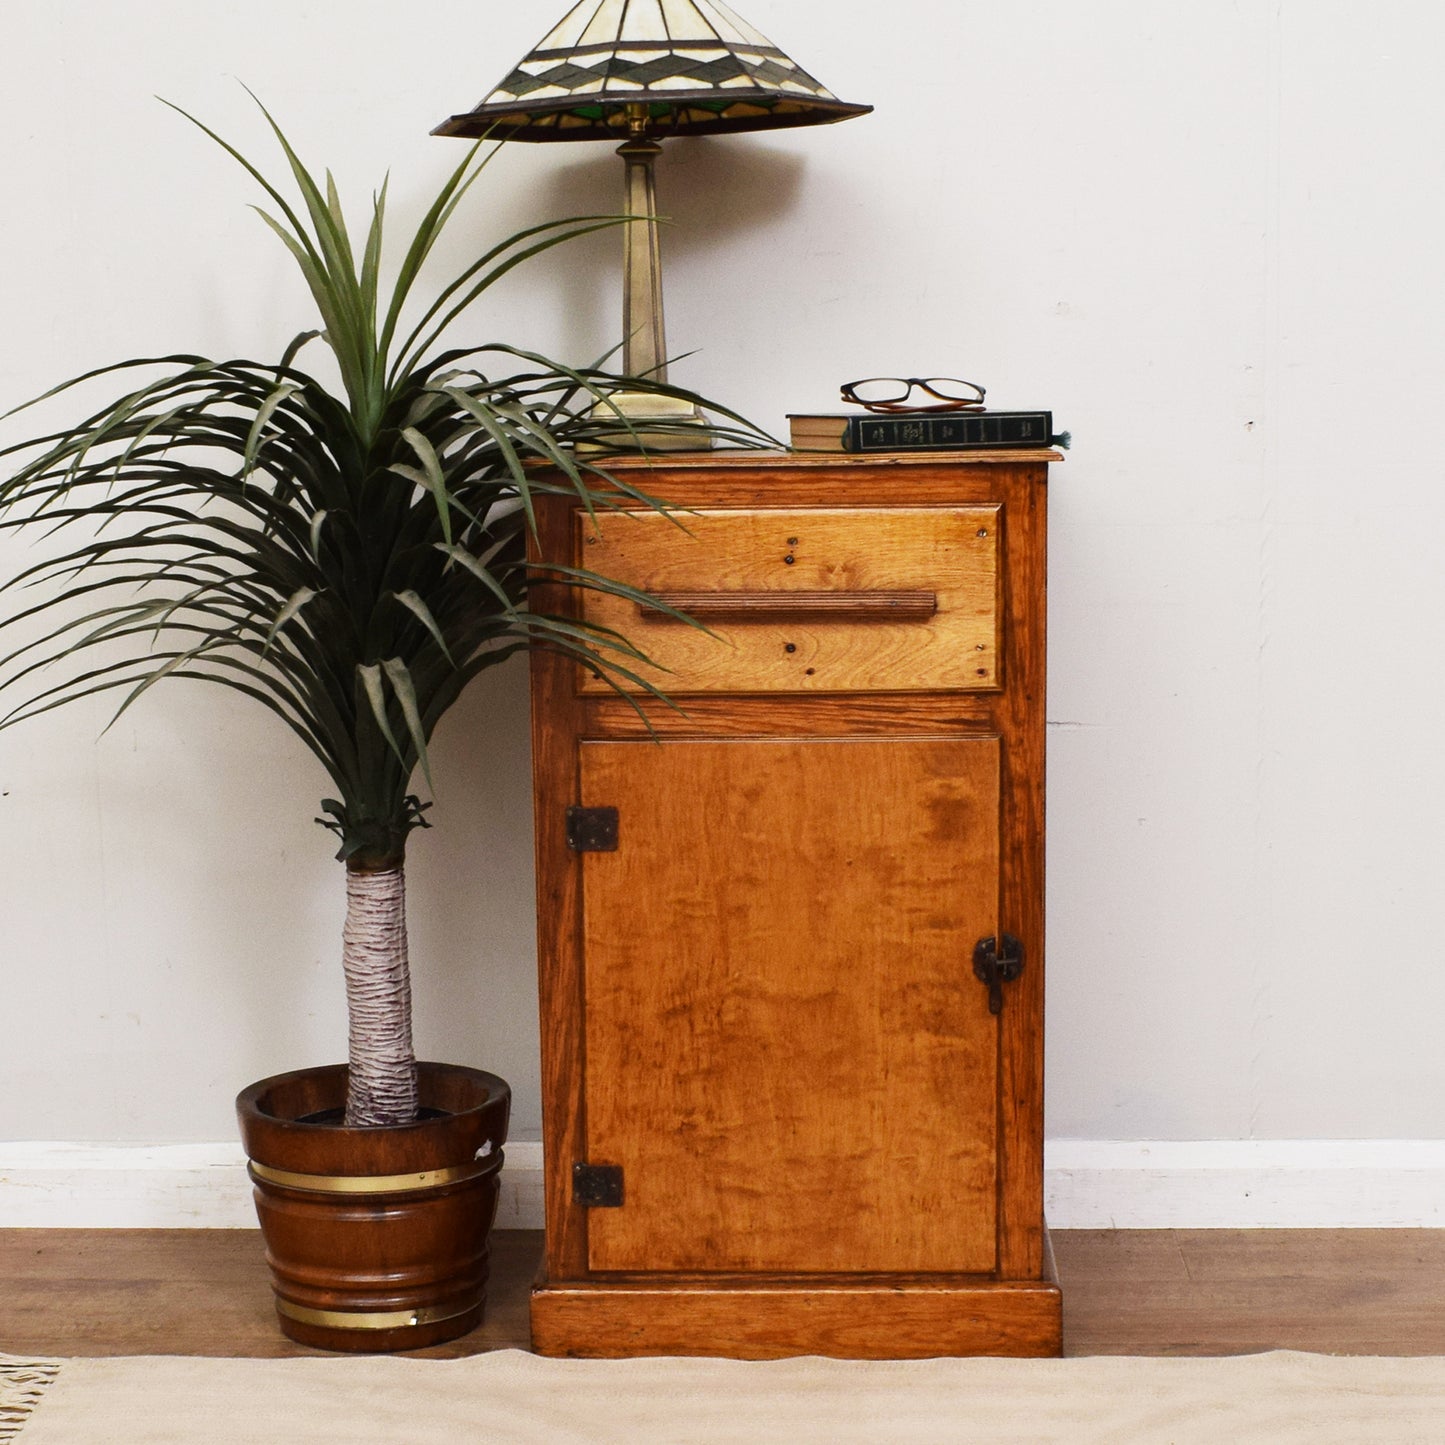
top-left (573, 1162), bottom-right (624, 1208)
top-left (566, 805), bottom-right (619, 853)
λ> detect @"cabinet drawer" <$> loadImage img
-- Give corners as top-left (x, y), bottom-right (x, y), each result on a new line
top-left (575, 506), bottom-right (1000, 694)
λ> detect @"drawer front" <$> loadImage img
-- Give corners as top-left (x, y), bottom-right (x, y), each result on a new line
top-left (575, 506), bottom-right (1000, 694)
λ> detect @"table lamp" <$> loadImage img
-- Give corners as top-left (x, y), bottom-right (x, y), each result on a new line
top-left (433, 0), bottom-right (871, 447)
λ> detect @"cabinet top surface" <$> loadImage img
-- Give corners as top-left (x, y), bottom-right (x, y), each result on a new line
top-left (585, 448), bottom-right (1061, 471)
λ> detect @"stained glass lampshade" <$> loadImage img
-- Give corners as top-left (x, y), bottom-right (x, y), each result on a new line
top-left (434, 0), bottom-right (871, 445)
top-left (433, 0), bottom-right (871, 143)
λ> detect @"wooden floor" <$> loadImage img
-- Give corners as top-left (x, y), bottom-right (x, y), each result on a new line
top-left (4, 1229), bottom-right (1444, 1359)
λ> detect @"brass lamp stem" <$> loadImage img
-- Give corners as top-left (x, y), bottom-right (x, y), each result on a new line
top-left (617, 128), bottom-right (667, 382)
top-left (583, 103), bottom-right (710, 449)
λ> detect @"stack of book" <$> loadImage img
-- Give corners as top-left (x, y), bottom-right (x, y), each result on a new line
top-left (787, 409), bottom-right (1063, 454)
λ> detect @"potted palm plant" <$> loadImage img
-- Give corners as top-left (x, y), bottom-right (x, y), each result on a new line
top-left (0, 102), bottom-right (761, 1351)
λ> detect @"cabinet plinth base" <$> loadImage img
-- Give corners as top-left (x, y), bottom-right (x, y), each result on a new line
top-left (530, 1268), bottom-right (1062, 1360)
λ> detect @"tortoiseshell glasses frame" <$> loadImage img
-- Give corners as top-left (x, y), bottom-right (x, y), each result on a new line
top-left (840, 377), bottom-right (987, 413)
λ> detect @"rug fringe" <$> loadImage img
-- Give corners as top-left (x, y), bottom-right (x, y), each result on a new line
top-left (0, 1356), bottom-right (63, 1442)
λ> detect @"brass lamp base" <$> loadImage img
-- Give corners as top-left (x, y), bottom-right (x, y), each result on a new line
top-left (584, 390), bottom-right (717, 453)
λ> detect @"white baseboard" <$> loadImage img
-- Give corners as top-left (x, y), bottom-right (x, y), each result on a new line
top-left (0, 1141), bottom-right (546, 1230)
top-left (2, 1140), bottom-right (1443, 1230)
top-left (1044, 1140), bottom-right (1445, 1228)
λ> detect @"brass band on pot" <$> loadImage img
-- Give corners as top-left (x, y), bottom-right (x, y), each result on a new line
top-left (275, 1298), bottom-right (476, 1331)
top-left (247, 1160), bottom-right (492, 1195)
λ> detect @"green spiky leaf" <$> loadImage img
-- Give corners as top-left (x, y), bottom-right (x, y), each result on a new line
top-left (0, 97), bottom-right (775, 872)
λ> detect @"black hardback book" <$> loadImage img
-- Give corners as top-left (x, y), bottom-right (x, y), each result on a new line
top-left (787, 410), bottom-right (1057, 453)
top-left (847, 410), bottom-right (1054, 452)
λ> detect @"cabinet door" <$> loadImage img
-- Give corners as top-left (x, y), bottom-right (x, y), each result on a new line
top-left (577, 736), bottom-right (1002, 1275)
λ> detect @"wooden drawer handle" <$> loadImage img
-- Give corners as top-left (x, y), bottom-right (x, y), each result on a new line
top-left (638, 590), bottom-right (939, 623)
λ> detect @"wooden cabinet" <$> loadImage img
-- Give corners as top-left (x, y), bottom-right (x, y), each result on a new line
top-left (527, 450), bottom-right (1060, 1358)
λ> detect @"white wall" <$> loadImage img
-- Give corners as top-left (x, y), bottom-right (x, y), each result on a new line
top-left (2, 1), bottom-right (1443, 1199)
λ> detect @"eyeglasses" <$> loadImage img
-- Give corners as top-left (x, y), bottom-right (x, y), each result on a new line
top-left (839, 377), bottom-right (987, 413)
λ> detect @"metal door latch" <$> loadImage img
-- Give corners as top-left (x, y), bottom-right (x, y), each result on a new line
top-left (973, 933), bottom-right (1025, 1015)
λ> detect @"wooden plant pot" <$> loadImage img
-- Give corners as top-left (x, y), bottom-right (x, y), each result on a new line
top-left (236, 1061), bottom-right (510, 1352)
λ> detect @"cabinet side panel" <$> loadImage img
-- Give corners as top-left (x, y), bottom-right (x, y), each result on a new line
top-left (529, 493), bottom-right (591, 1281)
top-left (996, 469), bottom-right (1049, 1277)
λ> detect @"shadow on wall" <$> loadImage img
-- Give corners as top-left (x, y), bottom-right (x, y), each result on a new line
top-left (520, 135), bottom-right (812, 353)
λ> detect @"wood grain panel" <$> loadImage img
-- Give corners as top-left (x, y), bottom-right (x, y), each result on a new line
top-left (528, 496), bottom-right (593, 1284)
top-left (574, 506), bottom-right (999, 694)
top-left (577, 736), bottom-right (1001, 1274)
top-left (579, 693), bottom-right (1003, 739)
top-left (995, 472), bottom-right (1049, 1279)
top-left (587, 448), bottom-right (1062, 478)
top-left (531, 1274), bottom-right (1062, 1359)
top-left (0, 1229), bottom-right (541, 1359)
top-left (1053, 1229), bottom-right (1445, 1357)
top-left (10, 1229), bottom-right (1445, 1360)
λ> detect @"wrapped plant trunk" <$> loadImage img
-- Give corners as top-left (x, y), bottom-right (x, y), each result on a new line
top-left (341, 858), bottom-right (417, 1126)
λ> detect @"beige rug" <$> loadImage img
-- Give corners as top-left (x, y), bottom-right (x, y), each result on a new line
top-left (5, 1349), bottom-right (1445, 1443)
